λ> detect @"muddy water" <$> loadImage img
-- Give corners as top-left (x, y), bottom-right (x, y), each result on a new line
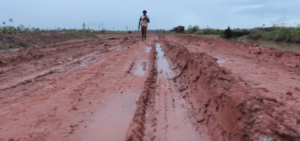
top-left (152, 43), bottom-right (202, 141)
top-left (146, 47), bottom-right (152, 53)
top-left (217, 59), bottom-right (226, 64)
top-left (80, 92), bottom-right (140, 141)
top-left (133, 60), bottom-right (149, 76)
top-left (241, 39), bottom-right (300, 53)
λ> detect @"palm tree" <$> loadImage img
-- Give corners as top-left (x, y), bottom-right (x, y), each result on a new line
top-left (2, 22), bottom-right (5, 25)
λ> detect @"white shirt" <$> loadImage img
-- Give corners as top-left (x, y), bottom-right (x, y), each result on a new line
top-left (140, 15), bottom-right (149, 26)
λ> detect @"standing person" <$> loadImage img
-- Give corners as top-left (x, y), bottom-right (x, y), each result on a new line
top-left (138, 10), bottom-right (150, 41)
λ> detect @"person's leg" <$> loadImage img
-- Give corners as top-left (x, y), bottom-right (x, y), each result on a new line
top-left (141, 31), bottom-right (143, 41)
top-left (142, 26), bottom-right (147, 41)
top-left (142, 26), bottom-right (145, 41)
top-left (141, 26), bottom-right (144, 41)
top-left (144, 26), bottom-right (148, 40)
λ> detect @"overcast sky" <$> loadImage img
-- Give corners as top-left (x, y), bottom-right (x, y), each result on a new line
top-left (1, 0), bottom-right (299, 30)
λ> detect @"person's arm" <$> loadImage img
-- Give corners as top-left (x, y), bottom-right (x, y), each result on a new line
top-left (138, 17), bottom-right (142, 29)
top-left (147, 17), bottom-right (150, 23)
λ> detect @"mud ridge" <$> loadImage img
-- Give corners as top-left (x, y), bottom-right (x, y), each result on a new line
top-left (159, 35), bottom-right (300, 141)
top-left (177, 34), bottom-right (300, 69)
top-left (125, 44), bottom-right (157, 141)
top-left (126, 58), bottom-right (137, 74)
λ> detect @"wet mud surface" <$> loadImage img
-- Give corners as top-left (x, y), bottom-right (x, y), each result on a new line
top-left (161, 35), bottom-right (300, 141)
top-left (1, 34), bottom-right (300, 141)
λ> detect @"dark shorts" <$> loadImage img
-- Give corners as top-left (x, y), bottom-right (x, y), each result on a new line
top-left (141, 26), bottom-right (147, 32)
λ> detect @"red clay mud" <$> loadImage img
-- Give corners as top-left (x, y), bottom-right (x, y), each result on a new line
top-left (160, 35), bottom-right (300, 141)
top-left (0, 34), bottom-right (151, 141)
top-left (1, 33), bottom-right (300, 141)
top-left (146, 43), bottom-right (201, 141)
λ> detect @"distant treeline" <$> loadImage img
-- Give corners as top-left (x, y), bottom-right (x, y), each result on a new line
top-left (169, 25), bottom-right (300, 43)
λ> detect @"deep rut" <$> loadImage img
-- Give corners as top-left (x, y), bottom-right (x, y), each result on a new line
top-left (126, 43), bottom-right (202, 141)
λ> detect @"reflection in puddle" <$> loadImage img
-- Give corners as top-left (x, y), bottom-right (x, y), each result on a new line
top-left (133, 60), bottom-right (149, 76)
top-left (156, 43), bottom-right (174, 78)
top-left (81, 92), bottom-right (140, 141)
top-left (146, 47), bottom-right (151, 53)
top-left (217, 59), bottom-right (226, 64)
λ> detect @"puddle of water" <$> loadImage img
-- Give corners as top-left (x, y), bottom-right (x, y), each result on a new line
top-left (146, 47), bottom-right (152, 53)
top-left (166, 91), bottom-right (203, 141)
top-left (108, 46), bottom-right (122, 51)
top-left (217, 59), bottom-right (226, 64)
top-left (156, 43), bottom-right (174, 78)
top-left (241, 39), bottom-right (300, 53)
top-left (0, 48), bottom-right (21, 54)
top-left (8, 48), bottom-right (21, 52)
top-left (66, 52), bottom-right (98, 66)
top-left (76, 56), bottom-right (95, 68)
top-left (81, 92), bottom-right (140, 141)
top-left (133, 60), bottom-right (149, 76)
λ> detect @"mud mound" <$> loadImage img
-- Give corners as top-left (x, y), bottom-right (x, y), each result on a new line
top-left (178, 35), bottom-right (300, 69)
top-left (0, 47), bottom-right (45, 67)
top-left (217, 40), bottom-right (300, 68)
top-left (160, 35), bottom-right (300, 141)
top-left (0, 31), bottom-right (95, 49)
top-left (0, 38), bottom-right (105, 67)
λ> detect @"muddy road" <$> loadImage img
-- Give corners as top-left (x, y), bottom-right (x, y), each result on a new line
top-left (1, 34), bottom-right (300, 141)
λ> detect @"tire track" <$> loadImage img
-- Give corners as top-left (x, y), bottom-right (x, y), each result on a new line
top-left (124, 44), bottom-right (157, 141)
top-left (128, 43), bottom-right (202, 141)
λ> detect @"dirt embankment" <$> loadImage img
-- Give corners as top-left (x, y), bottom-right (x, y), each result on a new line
top-left (159, 35), bottom-right (300, 141)
top-left (0, 31), bottom-right (96, 49)
top-left (178, 35), bottom-right (300, 69)
top-left (0, 38), bottom-right (101, 68)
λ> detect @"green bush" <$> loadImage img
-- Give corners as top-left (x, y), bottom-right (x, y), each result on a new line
top-left (186, 25), bottom-right (199, 33)
top-left (70, 30), bottom-right (80, 37)
top-left (247, 27), bottom-right (300, 43)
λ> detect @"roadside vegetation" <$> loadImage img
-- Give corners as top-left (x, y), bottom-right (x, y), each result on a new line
top-left (245, 27), bottom-right (300, 43)
top-left (169, 17), bottom-right (300, 43)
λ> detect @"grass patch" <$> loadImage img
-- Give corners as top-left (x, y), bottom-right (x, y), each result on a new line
top-left (199, 35), bottom-right (221, 39)
top-left (247, 27), bottom-right (300, 43)
top-left (70, 30), bottom-right (80, 37)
